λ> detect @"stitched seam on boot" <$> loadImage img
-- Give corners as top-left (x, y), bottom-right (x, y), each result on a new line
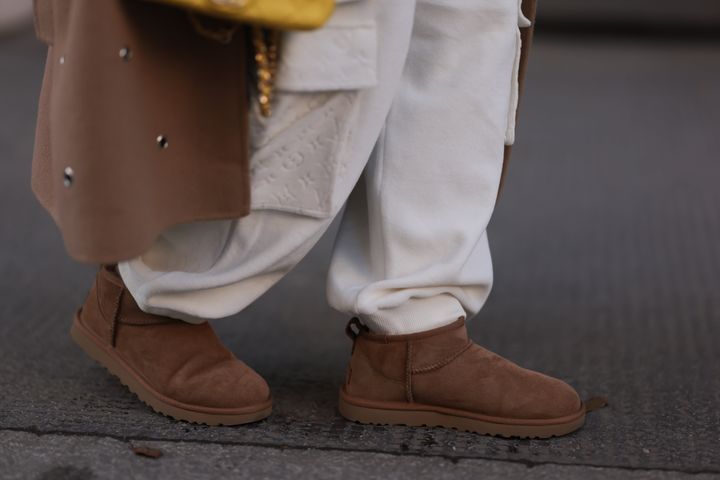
top-left (109, 288), bottom-right (124, 348)
top-left (411, 341), bottom-right (473, 375)
top-left (405, 342), bottom-right (414, 403)
top-left (95, 275), bottom-right (117, 345)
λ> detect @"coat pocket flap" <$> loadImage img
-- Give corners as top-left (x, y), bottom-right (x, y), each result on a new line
top-left (274, 0), bottom-right (377, 92)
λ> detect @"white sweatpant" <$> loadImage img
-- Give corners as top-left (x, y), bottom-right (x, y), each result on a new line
top-left (118, 0), bottom-right (531, 334)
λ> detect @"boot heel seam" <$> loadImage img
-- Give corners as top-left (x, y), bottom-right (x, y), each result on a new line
top-left (405, 342), bottom-right (414, 403)
top-left (109, 286), bottom-right (124, 347)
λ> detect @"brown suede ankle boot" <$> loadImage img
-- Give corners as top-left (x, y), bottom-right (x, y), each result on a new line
top-left (70, 265), bottom-right (272, 425)
top-left (338, 317), bottom-right (585, 438)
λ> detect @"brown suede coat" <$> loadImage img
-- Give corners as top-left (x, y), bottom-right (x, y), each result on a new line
top-left (31, 0), bottom-right (537, 264)
top-left (32, 0), bottom-right (251, 263)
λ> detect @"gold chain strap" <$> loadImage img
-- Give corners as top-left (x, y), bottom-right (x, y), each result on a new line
top-left (252, 26), bottom-right (281, 117)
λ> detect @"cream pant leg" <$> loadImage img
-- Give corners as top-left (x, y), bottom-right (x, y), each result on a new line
top-left (118, 0), bottom-right (528, 334)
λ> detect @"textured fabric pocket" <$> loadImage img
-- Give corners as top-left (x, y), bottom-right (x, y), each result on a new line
top-left (246, 0), bottom-right (377, 218)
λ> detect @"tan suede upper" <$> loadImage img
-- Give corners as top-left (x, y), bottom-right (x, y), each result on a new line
top-left (344, 317), bottom-right (582, 420)
top-left (78, 265), bottom-right (270, 410)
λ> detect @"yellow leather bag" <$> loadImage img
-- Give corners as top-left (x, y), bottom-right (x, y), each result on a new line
top-left (155, 0), bottom-right (335, 30)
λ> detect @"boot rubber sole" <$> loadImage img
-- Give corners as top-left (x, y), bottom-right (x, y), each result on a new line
top-left (70, 313), bottom-right (272, 426)
top-left (339, 386), bottom-right (585, 439)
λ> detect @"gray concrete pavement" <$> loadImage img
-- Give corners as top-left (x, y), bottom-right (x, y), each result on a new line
top-left (1, 26), bottom-right (719, 479)
top-left (3, 430), bottom-right (719, 480)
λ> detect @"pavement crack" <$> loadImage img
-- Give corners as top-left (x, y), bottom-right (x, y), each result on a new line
top-left (2, 426), bottom-right (719, 476)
